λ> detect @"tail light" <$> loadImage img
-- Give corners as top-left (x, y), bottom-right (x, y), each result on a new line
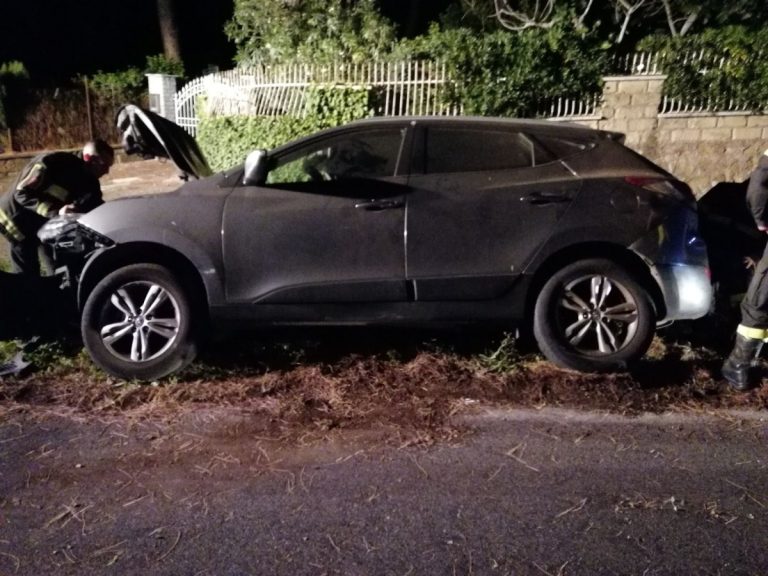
top-left (624, 176), bottom-right (695, 203)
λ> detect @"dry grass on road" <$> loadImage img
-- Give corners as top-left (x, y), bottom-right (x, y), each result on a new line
top-left (1, 325), bottom-right (767, 444)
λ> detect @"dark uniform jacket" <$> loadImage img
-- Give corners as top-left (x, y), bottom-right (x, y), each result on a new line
top-left (0, 151), bottom-right (103, 242)
top-left (746, 150), bottom-right (768, 230)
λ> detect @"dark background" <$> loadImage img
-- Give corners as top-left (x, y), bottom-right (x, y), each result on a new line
top-left (0, 0), bottom-right (237, 82)
top-left (0, 0), bottom-right (453, 83)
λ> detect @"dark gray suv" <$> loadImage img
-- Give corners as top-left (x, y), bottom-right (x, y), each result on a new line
top-left (38, 105), bottom-right (711, 380)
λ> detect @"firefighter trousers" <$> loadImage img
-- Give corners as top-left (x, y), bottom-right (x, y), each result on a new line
top-left (740, 240), bottom-right (768, 331)
top-left (9, 237), bottom-right (54, 277)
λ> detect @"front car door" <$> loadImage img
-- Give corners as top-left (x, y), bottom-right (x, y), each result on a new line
top-left (406, 122), bottom-right (581, 301)
top-left (222, 125), bottom-right (411, 306)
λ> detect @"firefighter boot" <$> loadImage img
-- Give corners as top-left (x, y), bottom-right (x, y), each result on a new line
top-left (722, 334), bottom-right (763, 391)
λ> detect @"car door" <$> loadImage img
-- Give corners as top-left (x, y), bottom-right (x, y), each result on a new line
top-left (406, 124), bottom-right (581, 301)
top-left (222, 126), bottom-right (411, 304)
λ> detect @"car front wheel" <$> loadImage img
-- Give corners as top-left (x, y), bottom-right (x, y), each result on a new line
top-left (533, 258), bottom-right (655, 372)
top-left (81, 264), bottom-right (197, 380)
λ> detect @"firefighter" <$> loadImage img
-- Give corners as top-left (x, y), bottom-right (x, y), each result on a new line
top-left (722, 148), bottom-right (768, 391)
top-left (0, 139), bottom-right (114, 276)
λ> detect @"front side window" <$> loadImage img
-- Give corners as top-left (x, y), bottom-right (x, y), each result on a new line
top-left (425, 127), bottom-right (551, 174)
top-left (267, 129), bottom-right (405, 185)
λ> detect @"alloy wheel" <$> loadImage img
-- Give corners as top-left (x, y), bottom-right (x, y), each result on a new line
top-left (557, 274), bottom-right (639, 355)
top-left (98, 281), bottom-right (181, 363)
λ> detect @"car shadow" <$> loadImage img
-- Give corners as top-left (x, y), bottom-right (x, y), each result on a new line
top-left (188, 326), bottom-right (519, 378)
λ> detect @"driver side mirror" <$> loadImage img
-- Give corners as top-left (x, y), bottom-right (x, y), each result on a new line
top-left (243, 149), bottom-right (269, 186)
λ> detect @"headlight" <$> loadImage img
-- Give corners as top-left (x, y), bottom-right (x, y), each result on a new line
top-left (37, 214), bottom-right (82, 243)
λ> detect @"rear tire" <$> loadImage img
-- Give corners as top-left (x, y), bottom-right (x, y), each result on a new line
top-left (533, 258), bottom-right (655, 372)
top-left (81, 264), bottom-right (197, 381)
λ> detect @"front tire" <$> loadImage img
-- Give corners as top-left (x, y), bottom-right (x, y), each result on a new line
top-left (81, 264), bottom-right (197, 380)
top-left (533, 258), bottom-right (655, 372)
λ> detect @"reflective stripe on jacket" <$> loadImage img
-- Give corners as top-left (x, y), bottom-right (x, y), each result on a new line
top-left (0, 151), bottom-right (103, 242)
top-left (0, 207), bottom-right (24, 241)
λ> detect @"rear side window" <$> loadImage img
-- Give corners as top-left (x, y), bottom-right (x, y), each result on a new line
top-left (425, 127), bottom-right (551, 174)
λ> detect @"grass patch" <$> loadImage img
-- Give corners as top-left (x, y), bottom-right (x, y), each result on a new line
top-left (0, 322), bottom-right (766, 445)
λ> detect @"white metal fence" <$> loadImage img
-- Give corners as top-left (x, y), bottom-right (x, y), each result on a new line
top-left (174, 60), bottom-right (605, 136)
top-left (655, 49), bottom-right (764, 115)
top-left (613, 50), bottom-right (767, 115)
top-left (173, 51), bottom-right (768, 136)
top-left (175, 61), bottom-right (463, 136)
top-left (175, 75), bottom-right (209, 135)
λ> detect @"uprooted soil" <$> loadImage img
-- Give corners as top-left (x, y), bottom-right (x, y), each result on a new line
top-left (1, 319), bottom-right (766, 443)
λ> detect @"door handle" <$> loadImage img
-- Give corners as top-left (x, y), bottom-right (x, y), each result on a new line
top-left (520, 192), bottom-right (571, 205)
top-left (354, 199), bottom-right (404, 211)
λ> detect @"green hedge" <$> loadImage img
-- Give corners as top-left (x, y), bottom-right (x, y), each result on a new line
top-left (639, 26), bottom-right (768, 110)
top-left (197, 86), bottom-right (371, 171)
top-left (394, 19), bottom-right (607, 117)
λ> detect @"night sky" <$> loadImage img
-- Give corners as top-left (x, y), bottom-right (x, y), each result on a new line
top-left (0, 0), bottom-right (237, 82)
top-left (0, 0), bottom-right (454, 84)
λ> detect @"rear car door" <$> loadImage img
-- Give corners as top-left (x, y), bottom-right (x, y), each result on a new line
top-left (222, 126), bottom-right (411, 304)
top-left (405, 123), bottom-right (581, 300)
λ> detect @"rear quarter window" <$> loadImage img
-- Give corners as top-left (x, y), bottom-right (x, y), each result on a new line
top-left (532, 134), bottom-right (592, 161)
top-left (424, 127), bottom-right (553, 174)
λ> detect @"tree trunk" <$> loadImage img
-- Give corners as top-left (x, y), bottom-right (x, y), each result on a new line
top-left (157, 0), bottom-right (182, 62)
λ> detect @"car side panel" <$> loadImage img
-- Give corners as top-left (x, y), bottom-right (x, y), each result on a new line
top-left (406, 164), bottom-right (580, 300)
top-left (77, 185), bottom-right (229, 305)
top-left (222, 179), bottom-right (408, 304)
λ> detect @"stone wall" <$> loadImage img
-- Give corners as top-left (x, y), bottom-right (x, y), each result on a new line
top-left (574, 75), bottom-right (768, 197)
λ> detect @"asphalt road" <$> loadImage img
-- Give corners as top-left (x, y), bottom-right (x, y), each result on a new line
top-left (1, 407), bottom-right (767, 575)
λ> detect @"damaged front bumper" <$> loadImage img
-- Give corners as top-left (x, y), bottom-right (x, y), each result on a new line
top-left (0, 217), bottom-right (114, 341)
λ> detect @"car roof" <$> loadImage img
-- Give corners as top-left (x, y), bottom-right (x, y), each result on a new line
top-left (270, 115), bottom-right (621, 155)
top-left (352, 115), bottom-right (619, 138)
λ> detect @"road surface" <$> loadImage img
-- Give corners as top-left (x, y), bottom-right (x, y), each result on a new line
top-left (1, 406), bottom-right (766, 575)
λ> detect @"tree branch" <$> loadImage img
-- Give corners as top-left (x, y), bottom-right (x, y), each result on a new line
top-left (613, 0), bottom-right (647, 44)
top-left (494, 0), bottom-right (557, 31)
top-left (661, 0), bottom-right (678, 35)
top-left (578, 0), bottom-right (596, 25)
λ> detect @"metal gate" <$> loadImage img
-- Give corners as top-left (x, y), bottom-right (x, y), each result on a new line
top-left (174, 75), bottom-right (210, 137)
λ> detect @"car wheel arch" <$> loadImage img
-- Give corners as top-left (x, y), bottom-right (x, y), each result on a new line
top-left (77, 242), bottom-right (211, 323)
top-left (523, 242), bottom-right (665, 329)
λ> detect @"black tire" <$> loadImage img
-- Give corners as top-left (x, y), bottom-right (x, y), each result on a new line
top-left (533, 258), bottom-right (655, 372)
top-left (81, 264), bottom-right (197, 381)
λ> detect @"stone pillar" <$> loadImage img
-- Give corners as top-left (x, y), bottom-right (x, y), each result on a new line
top-left (598, 75), bottom-right (665, 155)
top-left (146, 74), bottom-right (178, 123)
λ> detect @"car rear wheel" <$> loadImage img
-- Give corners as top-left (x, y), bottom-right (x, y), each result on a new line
top-left (81, 264), bottom-right (197, 381)
top-left (533, 258), bottom-right (655, 372)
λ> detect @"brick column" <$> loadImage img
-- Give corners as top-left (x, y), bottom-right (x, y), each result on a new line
top-left (146, 74), bottom-right (178, 123)
top-left (598, 75), bottom-right (665, 155)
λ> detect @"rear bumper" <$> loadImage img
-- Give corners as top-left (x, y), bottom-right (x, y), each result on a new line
top-left (652, 264), bottom-right (712, 321)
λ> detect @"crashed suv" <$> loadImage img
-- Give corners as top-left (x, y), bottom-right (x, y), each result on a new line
top-left (12, 105), bottom-right (711, 380)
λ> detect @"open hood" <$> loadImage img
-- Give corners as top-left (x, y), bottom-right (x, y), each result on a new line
top-left (116, 104), bottom-right (212, 180)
